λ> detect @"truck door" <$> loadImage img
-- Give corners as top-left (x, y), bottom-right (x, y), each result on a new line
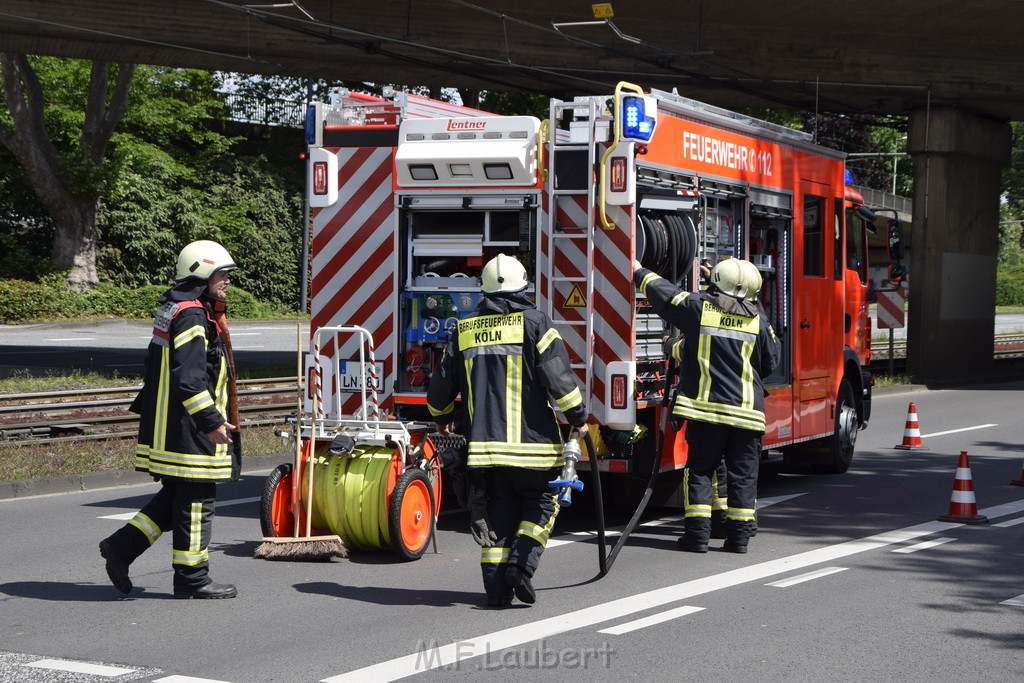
top-left (793, 181), bottom-right (836, 439)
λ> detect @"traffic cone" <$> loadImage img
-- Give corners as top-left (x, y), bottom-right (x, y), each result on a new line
top-left (1011, 458), bottom-right (1024, 486)
top-left (937, 451), bottom-right (988, 524)
top-left (893, 402), bottom-right (925, 449)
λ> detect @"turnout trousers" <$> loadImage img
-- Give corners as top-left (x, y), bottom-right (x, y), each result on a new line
top-left (479, 467), bottom-right (560, 603)
top-left (102, 479), bottom-right (216, 591)
top-left (683, 421), bottom-right (761, 545)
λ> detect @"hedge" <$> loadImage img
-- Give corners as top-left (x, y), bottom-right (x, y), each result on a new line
top-left (0, 279), bottom-right (292, 324)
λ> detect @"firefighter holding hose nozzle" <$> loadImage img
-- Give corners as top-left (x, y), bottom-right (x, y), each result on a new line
top-left (429, 254), bottom-right (589, 608)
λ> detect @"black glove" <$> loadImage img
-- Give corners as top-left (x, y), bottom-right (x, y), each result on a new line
top-left (668, 414), bottom-right (684, 432)
top-left (468, 483), bottom-right (496, 547)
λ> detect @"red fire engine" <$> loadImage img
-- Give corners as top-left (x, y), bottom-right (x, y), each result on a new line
top-left (298, 82), bottom-right (877, 519)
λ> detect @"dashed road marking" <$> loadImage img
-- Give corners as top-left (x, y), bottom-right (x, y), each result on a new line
top-left (99, 497), bottom-right (259, 520)
top-left (765, 566), bottom-right (848, 587)
top-left (598, 605), bottom-right (705, 635)
top-left (23, 657), bottom-right (134, 676)
top-left (892, 537), bottom-right (956, 553)
top-left (1000, 594), bottom-right (1024, 607)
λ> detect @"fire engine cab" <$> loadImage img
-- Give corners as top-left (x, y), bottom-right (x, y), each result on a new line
top-left (304, 83), bottom-right (876, 495)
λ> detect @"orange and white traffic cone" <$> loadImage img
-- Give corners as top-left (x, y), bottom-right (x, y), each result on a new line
top-left (1011, 458), bottom-right (1024, 487)
top-left (894, 402), bottom-right (925, 449)
top-left (937, 451), bottom-right (988, 524)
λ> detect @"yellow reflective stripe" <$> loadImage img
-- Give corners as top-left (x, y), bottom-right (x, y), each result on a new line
top-left (190, 501), bottom-right (202, 553)
top-left (481, 547), bottom-right (510, 563)
top-left (685, 504), bottom-right (712, 518)
top-left (740, 339), bottom-right (755, 410)
top-left (214, 359), bottom-right (229, 462)
top-left (173, 325), bottom-right (207, 349)
top-left (172, 548), bottom-right (209, 566)
top-left (467, 453), bottom-right (563, 468)
top-left (554, 386), bottom-right (582, 412)
top-left (464, 358), bottom-right (474, 423)
top-left (673, 396), bottom-right (766, 431)
top-left (638, 271), bottom-right (662, 297)
top-left (428, 402), bottom-right (454, 417)
top-left (128, 512), bottom-right (161, 545)
top-left (671, 339), bottom-right (684, 362)
top-left (183, 390), bottom-right (215, 415)
top-left (155, 347), bottom-right (171, 451)
top-left (517, 504), bottom-right (559, 547)
top-left (696, 333), bottom-right (713, 402)
top-left (669, 290), bottom-right (691, 306)
top-left (138, 445), bottom-right (234, 479)
top-left (468, 441), bottom-right (562, 455)
top-left (727, 507), bottom-right (756, 522)
top-left (506, 354), bottom-right (522, 444)
top-left (536, 328), bottom-right (561, 354)
top-left (458, 313), bottom-right (524, 350)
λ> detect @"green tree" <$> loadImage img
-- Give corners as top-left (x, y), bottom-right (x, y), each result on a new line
top-left (0, 55), bottom-right (135, 290)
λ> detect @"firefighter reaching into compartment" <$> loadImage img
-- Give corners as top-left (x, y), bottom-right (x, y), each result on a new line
top-left (99, 240), bottom-right (241, 599)
top-left (634, 257), bottom-right (780, 554)
top-left (428, 254), bottom-right (589, 608)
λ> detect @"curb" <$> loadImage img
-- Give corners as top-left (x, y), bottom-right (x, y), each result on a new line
top-left (0, 453), bottom-right (287, 502)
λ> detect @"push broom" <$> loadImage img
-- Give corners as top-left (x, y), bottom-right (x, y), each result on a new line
top-left (254, 324), bottom-right (347, 561)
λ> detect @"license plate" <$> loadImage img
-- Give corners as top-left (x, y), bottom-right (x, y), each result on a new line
top-left (337, 361), bottom-right (383, 393)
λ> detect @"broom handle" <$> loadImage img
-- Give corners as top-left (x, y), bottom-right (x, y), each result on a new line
top-left (211, 305), bottom-right (240, 432)
top-left (306, 334), bottom-right (322, 538)
top-left (292, 323), bottom-right (303, 539)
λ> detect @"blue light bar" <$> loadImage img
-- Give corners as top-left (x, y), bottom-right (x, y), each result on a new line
top-left (621, 95), bottom-right (656, 142)
top-left (844, 169), bottom-right (855, 185)
top-left (305, 105), bottom-right (317, 145)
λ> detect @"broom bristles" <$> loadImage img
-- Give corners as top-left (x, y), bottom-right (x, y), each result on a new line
top-left (254, 536), bottom-right (348, 561)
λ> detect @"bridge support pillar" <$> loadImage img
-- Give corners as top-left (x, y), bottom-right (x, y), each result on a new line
top-left (906, 106), bottom-right (1011, 384)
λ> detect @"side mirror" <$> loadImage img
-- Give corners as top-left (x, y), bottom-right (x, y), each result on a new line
top-left (887, 218), bottom-right (905, 262)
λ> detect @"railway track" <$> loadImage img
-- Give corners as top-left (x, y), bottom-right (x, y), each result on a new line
top-left (0, 377), bottom-right (300, 446)
top-left (6, 334), bottom-right (1024, 444)
top-left (869, 332), bottom-right (1024, 373)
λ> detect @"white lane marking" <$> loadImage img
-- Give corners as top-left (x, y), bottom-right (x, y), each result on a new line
top-left (99, 497), bottom-right (259, 520)
top-left (976, 499), bottom-right (1024, 520)
top-left (1001, 594), bottom-right (1024, 607)
top-left (922, 424), bottom-right (997, 438)
top-left (892, 537), bottom-right (956, 553)
top-left (154, 676), bottom-right (233, 683)
top-left (45, 337), bottom-right (95, 342)
top-left (226, 332), bottom-right (260, 336)
top-left (766, 567), bottom-right (848, 587)
top-left (321, 519), bottom-right (960, 682)
top-left (24, 658), bottom-right (134, 676)
top-left (993, 516), bottom-right (1024, 528)
top-left (545, 493), bottom-right (807, 548)
top-left (598, 605), bottom-right (705, 635)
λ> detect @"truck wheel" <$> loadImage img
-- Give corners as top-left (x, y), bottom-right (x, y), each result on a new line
top-left (388, 468), bottom-right (434, 561)
top-left (260, 463), bottom-right (294, 538)
top-left (819, 379), bottom-right (858, 474)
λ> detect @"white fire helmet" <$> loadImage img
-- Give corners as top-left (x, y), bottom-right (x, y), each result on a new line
top-left (481, 254), bottom-right (528, 294)
top-left (709, 258), bottom-right (762, 301)
top-left (175, 240), bottom-right (238, 281)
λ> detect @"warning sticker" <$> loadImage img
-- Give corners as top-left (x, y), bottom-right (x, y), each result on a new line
top-left (564, 284), bottom-right (587, 308)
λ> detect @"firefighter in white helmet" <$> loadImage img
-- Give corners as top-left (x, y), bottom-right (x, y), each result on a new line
top-left (428, 254), bottom-right (589, 608)
top-left (100, 240), bottom-right (241, 599)
top-left (634, 257), bottom-right (779, 554)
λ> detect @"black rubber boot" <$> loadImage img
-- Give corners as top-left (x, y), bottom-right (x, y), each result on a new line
top-left (99, 539), bottom-right (132, 595)
top-left (678, 518), bottom-right (711, 553)
top-left (173, 581), bottom-right (237, 600)
top-left (504, 565), bottom-right (536, 605)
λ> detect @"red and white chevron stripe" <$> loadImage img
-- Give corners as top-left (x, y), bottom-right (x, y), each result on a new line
top-left (311, 145), bottom-right (397, 415)
top-left (540, 192), bottom-right (635, 425)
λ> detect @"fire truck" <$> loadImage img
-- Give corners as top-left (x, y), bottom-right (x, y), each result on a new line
top-left (299, 83), bottom-right (877, 515)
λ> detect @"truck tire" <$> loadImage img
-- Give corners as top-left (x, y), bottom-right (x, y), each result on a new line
top-left (818, 378), bottom-right (858, 474)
